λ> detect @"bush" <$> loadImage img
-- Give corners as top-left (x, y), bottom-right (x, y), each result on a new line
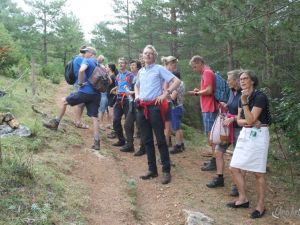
top-left (42, 63), bottom-right (62, 84)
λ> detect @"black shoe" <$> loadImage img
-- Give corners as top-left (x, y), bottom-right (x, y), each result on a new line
top-left (120, 144), bottom-right (134, 152)
top-left (250, 209), bottom-right (266, 219)
top-left (226, 201), bottom-right (249, 208)
top-left (161, 172), bottom-right (171, 184)
top-left (140, 171), bottom-right (158, 180)
top-left (134, 147), bottom-right (146, 156)
top-left (112, 140), bottom-right (125, 147)
top-left (201, 158), bottom-right (216, 171)
top-left (206, 176), bottom-right (224, 188)
top-left (170, 144), bottom-right (183, 154)
top-left (91, 139), bottom-right (100, 150)
top-left (181, 143), bottom-right (185, 151)
top-left (229, 185), bottom-right (239, 197)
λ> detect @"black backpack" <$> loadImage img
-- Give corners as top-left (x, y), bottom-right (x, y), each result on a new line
top-left (64, 59), bottom-right (76, 85)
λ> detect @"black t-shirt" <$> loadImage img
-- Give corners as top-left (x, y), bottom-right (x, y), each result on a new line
top-left (239, 90), bottom-right (271, 125)
top-left (107, 72), bottom-right (117, 95)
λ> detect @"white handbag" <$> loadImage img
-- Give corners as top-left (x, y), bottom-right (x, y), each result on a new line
top-left (209, 111), bottom-right (230, 145)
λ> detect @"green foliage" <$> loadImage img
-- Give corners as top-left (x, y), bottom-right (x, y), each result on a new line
top-left (273, 88), bottom-right (300, 158)
top-left (0, 23), bottom-right (24, 77)
top-left (42, 63), bottom-right (62, 84)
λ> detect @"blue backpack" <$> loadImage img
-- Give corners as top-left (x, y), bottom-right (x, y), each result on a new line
top-left (214, 71), bottom-right (230, 103)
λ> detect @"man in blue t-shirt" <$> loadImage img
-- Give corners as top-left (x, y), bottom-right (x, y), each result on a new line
top-left (72, 45), bottom-right (89, 129)
top-left (111, 57), bottom-right (134, 147)
top-left (43, 47), bottom-right (101, 150)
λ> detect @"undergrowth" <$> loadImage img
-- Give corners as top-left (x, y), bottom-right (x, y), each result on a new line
top-left (0, 75), bottom-right (86, 224)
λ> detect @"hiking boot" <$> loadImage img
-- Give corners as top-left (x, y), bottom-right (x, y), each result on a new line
top-left (91, 139), bottom-right (100, 150)
top-left (134, 146), bottom-right (146, 156)
top-left (206, 176), bottom-right (224, 188)
top-left (43, 118), bottom-right (59, 130)
top-left (107, 131), bottom-right (116, 139)
top-left (229, 185), bottom-right (239, 197)
top-left (120, 144), bottom-right (134, 152)
top-left (112, 140), bottom-right (125, 147)
top-left (201, 157), bottom-right (216, 171)
top-left (170, 144), bottom-right (183, 154)
top-left (140, 171), bottom-right (158, 180)
top-left (161, 172), bottom-right (171, 184)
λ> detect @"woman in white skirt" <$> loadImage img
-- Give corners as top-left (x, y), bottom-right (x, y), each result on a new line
top-left (227, 70), bottom-right (271, 219)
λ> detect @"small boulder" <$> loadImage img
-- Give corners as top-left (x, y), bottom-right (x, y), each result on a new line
top-left (183, 209), bottom-right (214, 225)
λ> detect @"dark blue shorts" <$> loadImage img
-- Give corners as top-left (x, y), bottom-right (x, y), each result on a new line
top-left (66, 92), bottom-right (100, 118)
top-left (171, 106), bottom-right (183, 131)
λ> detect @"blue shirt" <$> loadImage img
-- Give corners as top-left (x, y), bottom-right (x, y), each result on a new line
top-left (115, 70), bottom-right (134, 93)
top-left (136, 64), bottom-right (175, 101)
top-left (79, 58), bottom-right (98, 95)
top-left (227, 88), bottom-right (242, 128)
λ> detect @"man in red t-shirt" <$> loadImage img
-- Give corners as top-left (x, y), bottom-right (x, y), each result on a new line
top-left (188, 55), bottom-right (217, 171)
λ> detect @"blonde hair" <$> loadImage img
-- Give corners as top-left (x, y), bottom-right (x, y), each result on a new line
top-left (161, 56), bottom-right (177, 66)
top-left (143, 45), bottom-right (158, 60)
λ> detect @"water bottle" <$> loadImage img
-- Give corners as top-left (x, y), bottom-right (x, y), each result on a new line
top-left (124, 85), bottom-right (133, 102)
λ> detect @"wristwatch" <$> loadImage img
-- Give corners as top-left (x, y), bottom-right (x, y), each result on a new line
top-left (167, 89), bottom-right (172, 95)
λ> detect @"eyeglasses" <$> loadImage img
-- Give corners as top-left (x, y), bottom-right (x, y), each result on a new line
top-left (240, 77), bottom-right (250, 81)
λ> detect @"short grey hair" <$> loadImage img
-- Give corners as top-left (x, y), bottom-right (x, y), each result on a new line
top-left (144, 45), bottom-right (158, 60)
top-left (227, 69), bottom-right (241, 80)
top-left (189, 55), bottom-right (205, 65)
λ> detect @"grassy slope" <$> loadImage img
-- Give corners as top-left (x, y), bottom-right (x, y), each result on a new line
top-left (0, 76), bottom-right (86, 225)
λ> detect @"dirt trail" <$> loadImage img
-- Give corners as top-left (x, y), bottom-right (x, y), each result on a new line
top-left (54, 83), bottom-right (296, 225)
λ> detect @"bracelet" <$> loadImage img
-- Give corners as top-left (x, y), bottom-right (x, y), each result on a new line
top-left (242, 103), bottom-right (249, 106)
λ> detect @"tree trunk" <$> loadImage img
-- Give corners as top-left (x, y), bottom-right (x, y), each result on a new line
top-left (126, 0), bottom-right (131, 59)
top-left (264, 13), bottom-right (272, 81)
top-left (31, 56), bottom-right (36, 96)
top-left (43, 4), bottom-right (47, 67)
top-left (226, 40), bottom-right (234, 71)
top-left (170, 6), bottom-right (178, 57)
top-left (0, 137), bottom-right (2, 164)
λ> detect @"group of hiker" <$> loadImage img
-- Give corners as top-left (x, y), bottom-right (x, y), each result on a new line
top-left (43, 44), bottom-right (271, 220)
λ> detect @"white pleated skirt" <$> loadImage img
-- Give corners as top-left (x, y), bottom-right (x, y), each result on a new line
top-left (230, 127), bottom-right (270, 173)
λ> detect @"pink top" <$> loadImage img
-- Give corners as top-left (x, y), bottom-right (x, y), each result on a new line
top-left (200, 66), bottom-right (215, 112)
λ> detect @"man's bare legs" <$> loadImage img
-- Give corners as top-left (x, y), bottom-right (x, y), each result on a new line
top-left (74, 103), bottom-right (88, 128)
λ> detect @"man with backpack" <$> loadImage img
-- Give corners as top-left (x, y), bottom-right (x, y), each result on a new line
top-left (43, 47), bottom-right (101, 150)
top-left (188, 55), bottom-right (217, 171)
top-left (72, 45), bottom-right (90, 129)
